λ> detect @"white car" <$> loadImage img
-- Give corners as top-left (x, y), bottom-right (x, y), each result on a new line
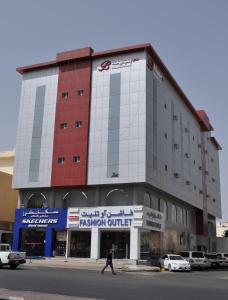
top-left (179, 251), bottom-right (208, 269)
top-left (159, 254), bottom-right (191, 271)
top-left (0, 243), bottom-right (26, 269)
top-left (216, 253), bottom-right (228, 267)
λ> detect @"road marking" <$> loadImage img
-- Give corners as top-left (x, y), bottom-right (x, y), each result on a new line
top-left (8, 297), bottom-right (24, 300)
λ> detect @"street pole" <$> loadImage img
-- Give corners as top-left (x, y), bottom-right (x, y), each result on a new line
top-left (65, 228), bottom-right (69, 262)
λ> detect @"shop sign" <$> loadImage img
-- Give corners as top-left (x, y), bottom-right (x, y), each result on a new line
top-left (15, 208), bottom-right (67, 229)
top-left (67, 206), bottom-right (165, 232)
top-left (67, 206), bottom-right (143, 229)
top-left (143, 206), bottom-right (165, 232)
top-left (98, 58), bottom-right (140, 72)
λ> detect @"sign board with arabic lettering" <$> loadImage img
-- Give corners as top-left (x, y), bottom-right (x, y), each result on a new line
top-left (142, 206), bottom-right (165, 232)
top-left (14, 208), bottom-right (67, 229)
top-left (67, 206), bottom-right (164, 232)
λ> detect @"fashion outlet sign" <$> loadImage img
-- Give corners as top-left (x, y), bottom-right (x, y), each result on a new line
top-left (67, 206), bottom-right (165, 232)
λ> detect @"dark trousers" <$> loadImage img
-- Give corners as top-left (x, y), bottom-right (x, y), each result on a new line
top-left (101, 261), bottom-right (115, 274)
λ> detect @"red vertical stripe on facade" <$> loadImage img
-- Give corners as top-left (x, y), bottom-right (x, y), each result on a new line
top-left (51, 60), bottom-right (92, 186)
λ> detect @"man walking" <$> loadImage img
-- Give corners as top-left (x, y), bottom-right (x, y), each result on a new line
top-left (101, 249), bottom-right (116, 275)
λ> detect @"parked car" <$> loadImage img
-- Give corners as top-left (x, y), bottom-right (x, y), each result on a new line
top-left (216, 253), bottom-right (228, 267)
top-left (179, 251), bottom-right (207, 269)
top-left (204, 253), bottom-right (221, 268)
top-left (159, 254), bottom-right (191, 271)
top-left (0, 243), bottom-right (26, 269)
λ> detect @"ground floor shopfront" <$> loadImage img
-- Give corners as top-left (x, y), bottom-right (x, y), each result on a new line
top-left (12, 206), bottom-right (165, 260)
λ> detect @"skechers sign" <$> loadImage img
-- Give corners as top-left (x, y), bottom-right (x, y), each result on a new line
top-left (14, 208), bottom-right (67, 229)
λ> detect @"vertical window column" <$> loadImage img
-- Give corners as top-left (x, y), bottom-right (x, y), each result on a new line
top-left (107, 73), bottom-right (121, 178)
top-left (152, 79), bottom-right (157, 169)
top-left (29, 85), bottom-right (46, 182)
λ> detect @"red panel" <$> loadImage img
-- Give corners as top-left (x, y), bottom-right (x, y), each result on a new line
top-left (51, 60), bottom-right (92, 187)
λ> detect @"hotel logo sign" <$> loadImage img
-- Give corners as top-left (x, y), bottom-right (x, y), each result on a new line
top-left (98, 58), bottom-right (140, 72)
top-left (147, 57), bottom-right (164, 82)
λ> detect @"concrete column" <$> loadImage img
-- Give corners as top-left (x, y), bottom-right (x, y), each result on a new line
top-left (67, 229), bottom-right (71, 257)
top-left (132, 185), bottom-right (138, 205)
top-left (90, 228), bottom-right (100, 259)
top-left (130, 227), bottom-right (140, 260)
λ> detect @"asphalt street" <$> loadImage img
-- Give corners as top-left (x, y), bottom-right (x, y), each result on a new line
top-left (0, 266), bottom-right (228, 300)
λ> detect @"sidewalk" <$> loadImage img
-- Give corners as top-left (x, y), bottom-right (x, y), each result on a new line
top-left (24, 257), bottom-right (159, 272)
top-left (0, 289), bottom-right (99, 300)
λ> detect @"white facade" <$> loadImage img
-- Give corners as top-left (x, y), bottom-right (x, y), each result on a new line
top-left (13, 68), bottom-right (59, 189)
top-left (88, 51), bottom-right (146, 185)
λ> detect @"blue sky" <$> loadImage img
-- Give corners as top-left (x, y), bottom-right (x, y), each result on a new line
top-left (0, 0), bottom-right (227, 219)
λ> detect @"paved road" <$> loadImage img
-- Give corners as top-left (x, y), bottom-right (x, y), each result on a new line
top-left (0, 266), bottom-right (228, 300)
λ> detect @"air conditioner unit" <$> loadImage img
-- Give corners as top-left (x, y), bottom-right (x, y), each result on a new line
top-left (206, 194), bottom-right (210, 198)
top-left (212, 178), bottom-right (215, 182)
top-left (173, 115), bottom-right (178, 121)
top-left (205, 170), bottom-right (209, 175)
top-left (198, 166), bottom-right (202, 170)
top-left (199, 190), bottom-right (203, 194)
top-left (198, 144), bottom-right (201, 148)
top-left (184, 128), bottom-right (189, 133)
top-left (186, 180), bottom-right (191, 185)
top-left (174, 143), bottom-right (179, 149)
top-left (185, 153), bottom-right (190, 158)
top-left (174, 172), bottom-right (180, 178)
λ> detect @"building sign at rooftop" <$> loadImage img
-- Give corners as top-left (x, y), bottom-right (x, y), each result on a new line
top-left (98, 58), bottom-right (140, 72)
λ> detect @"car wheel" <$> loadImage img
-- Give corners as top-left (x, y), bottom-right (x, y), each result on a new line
top-left (10, 264), bottom-right (17, 269)
top-left (168, 264), bottom-right (172, 272)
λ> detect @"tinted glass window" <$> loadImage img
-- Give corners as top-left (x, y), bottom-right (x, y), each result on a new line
top-left (0, 245), bottom-right (10, 251)
top-left (192, 252), bottom-right (204, 258)
top-left (205, 254), bottom-right (216, 259)
top-left (224, 254), bottom-right (228, 258)
top-left (180, 252), bottom-right (189, 258)
top-left (169, 256), bottom-right (183, 260)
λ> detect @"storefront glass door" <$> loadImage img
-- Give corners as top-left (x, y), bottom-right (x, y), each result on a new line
top-left (70, 231), bottom-right (91, 258)
top-left (20, 228), bottom-right (45, 257)
top-left (53, 230), bottom-right (67, 256)
top-left (100, 231), bottom-right (130, 259)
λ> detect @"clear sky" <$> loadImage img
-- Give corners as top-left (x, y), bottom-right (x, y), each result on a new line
top-left (0, 0), bottom-right (227, 219)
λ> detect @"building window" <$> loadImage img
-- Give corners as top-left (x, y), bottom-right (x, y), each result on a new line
top-left (193, 136), bottom-right (195, 141)
top-left (62, 92), bottom-right (68, 99)
top-left (77, 90), bottom-right (84, 96)
top-left (212, 178), bottom-right (215, 182)
top-left (172, 204), bottom-right (177, 224)
top-left (165, 165), bottom-right (168, 171)
top-left (164, 103), bottom-right (167, 109)
top-left (75, 121), bottom-right (82, 128)
top-left (58, 157), bottom-right (65, 164)
top-left (211, 157), bottom-right (214, 162)
top-left (193, 160), bottom-right (196, 165)
top-left (164, 133), bottom-right (168, 139)
top-left (180, 208), bottom-right (184, 225)
top-left (144, 192), bottom-right (151, 208)
top-left (73, 156), bottom-right (80, 163)
top-left (60, 123), bottom-right (68, 129)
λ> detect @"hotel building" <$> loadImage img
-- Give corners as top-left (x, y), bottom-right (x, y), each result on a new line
top-left (12, 44), bottom-right (221, 260)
